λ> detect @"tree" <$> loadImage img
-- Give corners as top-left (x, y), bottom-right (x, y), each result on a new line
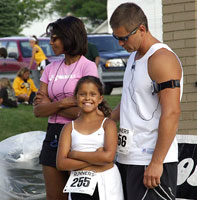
top-left (49, 0), bottom-right (107, 30)
top-left (0, 0), bottom-right (50, 37)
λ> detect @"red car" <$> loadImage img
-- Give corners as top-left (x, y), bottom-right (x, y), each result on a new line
top-left (0, 36), bottom-right (61, 80)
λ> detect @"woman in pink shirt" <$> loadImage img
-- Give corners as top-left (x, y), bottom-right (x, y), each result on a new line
top-left (33, 16), bottom-right (98, 200)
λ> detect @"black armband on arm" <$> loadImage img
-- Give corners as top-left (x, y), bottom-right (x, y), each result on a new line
top-left (152, 80), bottom-right (180, 95)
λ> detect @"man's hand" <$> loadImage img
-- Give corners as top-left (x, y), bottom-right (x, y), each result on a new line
top-left (143, 162), bottom-right (163, 188)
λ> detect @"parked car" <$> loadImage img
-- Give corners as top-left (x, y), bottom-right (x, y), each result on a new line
top-left (87, 34), bottom-right (130, 94)
top-left (0, 35), bottom-right (130, 95)
top-left (0, 36), bottom-right (60, 81)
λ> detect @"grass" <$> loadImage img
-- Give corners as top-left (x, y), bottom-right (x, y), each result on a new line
top-left (0, 95), bottom-right (121, 141)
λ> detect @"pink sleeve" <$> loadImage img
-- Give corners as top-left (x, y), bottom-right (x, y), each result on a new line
top-left (40, 63), bottom-right (52, 84)
top-left (82, 60), bottom-right (98, 77)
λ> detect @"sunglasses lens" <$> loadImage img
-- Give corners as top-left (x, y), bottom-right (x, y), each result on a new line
top-left (120, 37), bottom-right (127, 41)
top-left (50, 35), bottom-right (58, 42)
top-left (113, 34), bottom-right (127, 41)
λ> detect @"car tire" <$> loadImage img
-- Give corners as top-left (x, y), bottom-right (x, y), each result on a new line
top-left (104, 83), bottom-right (113, 95)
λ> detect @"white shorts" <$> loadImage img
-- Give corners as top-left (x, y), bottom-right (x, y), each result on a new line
top-left (38, 60), bottom-right (47, 70)
top-left (97, 164), bottom-right (124, 200)
top-left (69, 164), bottom-right (124, 200)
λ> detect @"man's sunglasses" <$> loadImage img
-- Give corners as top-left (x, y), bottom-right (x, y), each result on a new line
top-left (50, 34), bottom-right (59, 42)
top-left (113, 24), bottom-right (141, 41)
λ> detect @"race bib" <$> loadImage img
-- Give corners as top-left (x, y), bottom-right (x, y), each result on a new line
top-left (63, 170), bottom-right (97, 196)
top-left (117, 128), bottom-right (134, 155)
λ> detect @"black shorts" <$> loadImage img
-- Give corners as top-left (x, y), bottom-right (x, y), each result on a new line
top-left (39, 123), bottom-right (64, 167)
top-left (116, 162), bottom-right (177, 200)
top-left (71, 185), bottom-right (99, 200)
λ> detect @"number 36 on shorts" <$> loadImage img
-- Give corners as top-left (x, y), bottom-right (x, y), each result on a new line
top-left (117, 128), bottom-right (133, 155)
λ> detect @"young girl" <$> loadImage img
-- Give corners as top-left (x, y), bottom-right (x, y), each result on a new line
top-left (29, 35), bottom-right (50, 88)
top-left (57, 76), bottom-right (124, 200)
top-left (29, 35), bottom-right (50, 71)
top-left (0, 78), bottom-right (17, 108)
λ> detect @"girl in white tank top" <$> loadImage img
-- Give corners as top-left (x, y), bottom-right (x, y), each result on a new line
top-left (57, 76), bottom-right (124, 200)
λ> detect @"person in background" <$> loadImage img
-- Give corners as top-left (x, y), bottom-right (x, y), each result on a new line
top-left (57, 75), bottom-right (124, 200)
top-left (29, 35), bottom-right (50, 88)
top-left (0, 78), bottom-right (17, 108)
top-left (85, 42), bottom-right (100, 67)
top-left (0, 47), bottom-right (8, 58)
top-left (13, 67), bottom-right (38, 105)
top-left (110, 3), bottom-right (183, 200)
top-left (33, 16), bottom-right (98, 200)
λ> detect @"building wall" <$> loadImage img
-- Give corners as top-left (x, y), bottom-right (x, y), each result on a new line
top-left (162, 0), bottom-right (197, 135)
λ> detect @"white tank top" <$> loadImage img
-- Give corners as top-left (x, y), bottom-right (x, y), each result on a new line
top-left (71, 118), bottom-right (107, 152)
top-left (117, 43), bottom-right (183, 165)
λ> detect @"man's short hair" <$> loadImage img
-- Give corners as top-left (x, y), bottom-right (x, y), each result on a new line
top-left (110, 3), bottom-right (148, 32)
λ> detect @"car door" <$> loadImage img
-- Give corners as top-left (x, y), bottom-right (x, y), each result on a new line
top-left (0, 41), bottom-right (22, 73)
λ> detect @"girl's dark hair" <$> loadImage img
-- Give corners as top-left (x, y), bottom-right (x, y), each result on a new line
top-left (46, 16), bottom-right (87, 56)
top-left (32, 35), bottom-right (38, 44)
top-left (74, 76), bottom-right (112, 117)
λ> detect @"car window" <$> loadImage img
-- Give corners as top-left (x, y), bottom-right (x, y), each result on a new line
top-left (20, 41), bottom-right (32, 57)
top-left (38, 40), bottom-right (55, 57)
top-left (20, 40), bottom-right (55, 58)
top-left (7, 42), bottom-right (18, 58)
top-left (88, 36), bottom-right (125, 52)
top-left (0, 41), bottom-right (7, 48)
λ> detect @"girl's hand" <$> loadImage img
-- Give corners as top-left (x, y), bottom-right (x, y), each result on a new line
top-left (96, 147), bottom-right (104, 152)
top-left (68, 150), bottom-right (77, 159)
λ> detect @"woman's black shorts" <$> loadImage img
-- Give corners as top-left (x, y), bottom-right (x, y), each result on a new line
top-left (39, 123), bottom-right (64, 167)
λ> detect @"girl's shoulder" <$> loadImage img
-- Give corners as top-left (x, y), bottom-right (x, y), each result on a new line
top-left (34, 44), bottom-right (40, 48)
top-left (63, 121), bottom-right (73, 131)
top-left (33, 45), bottom-right (40, 51)
top-left (103, 118), bottom-right (117, 129)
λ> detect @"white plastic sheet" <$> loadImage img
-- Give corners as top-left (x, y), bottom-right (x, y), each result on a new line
top-left (0, 131), bottom-right (46, 200)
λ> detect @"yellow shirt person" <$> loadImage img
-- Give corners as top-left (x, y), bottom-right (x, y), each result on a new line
top-left (34, 44), bottom-right (47, 66)
top-left (13, 67), bottom-right (38, 104)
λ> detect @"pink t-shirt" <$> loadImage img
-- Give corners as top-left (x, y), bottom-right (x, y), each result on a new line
top-left (40, 55), bottom-right (98, 124)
